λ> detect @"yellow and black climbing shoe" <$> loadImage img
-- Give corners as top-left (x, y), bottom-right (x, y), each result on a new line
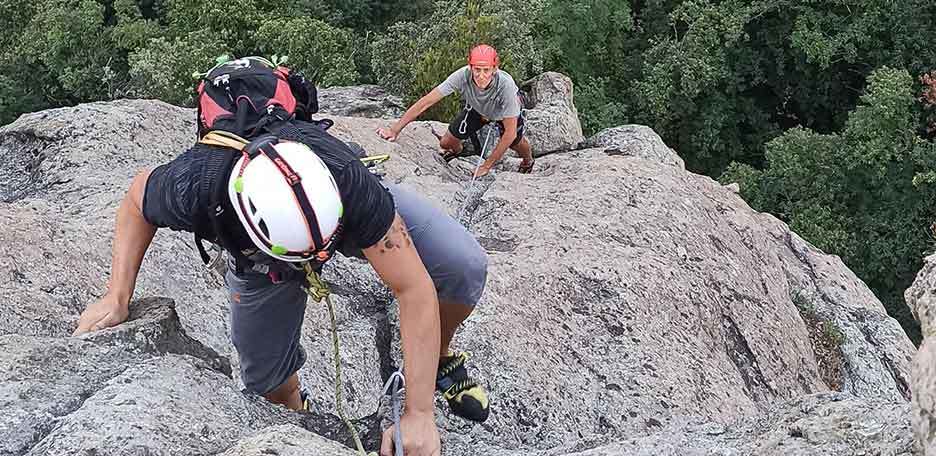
top-left (437, 351), bottom-right (490, 422)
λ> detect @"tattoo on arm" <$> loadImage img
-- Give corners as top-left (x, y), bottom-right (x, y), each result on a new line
top-left (378, 215), bottom-right (412, 254)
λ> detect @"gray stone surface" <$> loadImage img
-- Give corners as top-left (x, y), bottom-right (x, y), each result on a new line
top-left (0, 100), bottom-right (233, 360)
top-left (0, 298), bottom-right (230, 456)
top-left (217, 424), bottom-right (359, 456)
top-left (430, 147), bottom-right (914, 454)
top-left (499, 393), bottom-right (912, 456)
top-left (581, 125), bottom-right (685, 168)
top-left (0, 98), bottom-right (915, 456)
top-left (318, 84), bottom-right (405, 119)
top-left (519, 72), bottom-right (585, 157)
top-left (24, 355), bottom-right (292, 456)
top-left (906, 253), bottom-right (936, 454)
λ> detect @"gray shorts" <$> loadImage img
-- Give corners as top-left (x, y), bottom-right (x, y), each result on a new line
top-left (225, 183), bottom-right (487, 394)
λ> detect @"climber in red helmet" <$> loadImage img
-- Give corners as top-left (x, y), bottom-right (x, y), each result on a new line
top-left (377, 44), bottom-right (535, 177)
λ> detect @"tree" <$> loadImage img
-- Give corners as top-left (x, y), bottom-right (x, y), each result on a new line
top-left (371, 0), bottom-right (542, 121)
top-left (256, 17), bottom-right (359, 87)
top-left (723, 67), bottom-right (936, 343)
top-left (632, 0), bottom-right (936, 176)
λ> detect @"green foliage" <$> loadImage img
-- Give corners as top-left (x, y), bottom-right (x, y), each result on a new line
top-left (538, 0), bottom-right (633, 75)
top-left (162, 0), bottom-right (298, 54)
top-left (371, 0), bottom-right (542, 121)
top-left (305, 0), bottom-right (434, 31)
top-left (531, 0), bottom-right (636, 136)
top-left (256, 17), bottom-right (358, 87)
top-left (0, 0), bottom-right (372, 121)
top-left (14, 0), bottom-right (118, 102)
top-left (575, 76), bottom-right (629, 135)
top-left (127, 32), bottom-right (228, 105)
top-left (723, 67), bottom-right (936, 343)
top-left (634, 0), bottom-right (936, 176)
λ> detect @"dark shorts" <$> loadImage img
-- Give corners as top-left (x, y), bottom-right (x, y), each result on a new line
top-left (448, 107), bottom-right (525, 148)
top-left (225, 183), bottom-right (488, 394)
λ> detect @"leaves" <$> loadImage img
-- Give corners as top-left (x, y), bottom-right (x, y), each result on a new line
top-left (725, 68), bottom-right (933, 342)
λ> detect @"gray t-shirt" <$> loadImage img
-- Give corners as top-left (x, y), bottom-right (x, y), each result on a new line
top-left (437, 66), bottom-right (522, 120)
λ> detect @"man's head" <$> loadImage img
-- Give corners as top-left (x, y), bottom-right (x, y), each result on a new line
top-left (468, 44), bottom-right (499, 89)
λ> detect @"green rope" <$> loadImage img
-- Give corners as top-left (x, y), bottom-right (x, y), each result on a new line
top-left (303, 264), bottom-right (377, 456)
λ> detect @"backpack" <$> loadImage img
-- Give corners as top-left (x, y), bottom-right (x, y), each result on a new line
top-left (195, 55), bottom-right (319, 139)
top-left (192, 56), bottom-right (334, 276)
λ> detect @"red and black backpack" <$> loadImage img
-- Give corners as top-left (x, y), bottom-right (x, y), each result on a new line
top-left (195, 55), bottom-right (320, 139)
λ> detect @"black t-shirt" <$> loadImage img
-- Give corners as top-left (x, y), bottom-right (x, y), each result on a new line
top-left (142, 121), bottom-right (395, 256)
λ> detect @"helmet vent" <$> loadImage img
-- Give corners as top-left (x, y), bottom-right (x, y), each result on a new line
top-left (258, 219), bottom-right (270, 239)
top-left (248, 198), bottom-right (258, 214)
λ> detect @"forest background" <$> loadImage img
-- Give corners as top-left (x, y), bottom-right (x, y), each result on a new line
top-left (3, 0), bottom-right (936, 342)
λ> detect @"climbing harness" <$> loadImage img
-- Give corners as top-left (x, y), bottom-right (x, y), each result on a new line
top-left (302, 263), bottom-right (405, 456)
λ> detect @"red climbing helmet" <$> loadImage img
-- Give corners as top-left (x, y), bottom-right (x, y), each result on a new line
top-left (468, 44), bottom-right (499, 67)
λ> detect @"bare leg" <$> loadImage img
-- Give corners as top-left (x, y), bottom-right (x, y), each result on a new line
top-left (264, 372), bottom-right (303, 410)
top-left (439, 131), bottom-right (463, 157)
top-left (439, 300), bottom-right (474, 356)
top-left (511, 136), bottom-right (534, 166)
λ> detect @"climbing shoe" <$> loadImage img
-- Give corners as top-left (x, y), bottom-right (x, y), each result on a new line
top-left (436, 351), bottom-right (490, 422)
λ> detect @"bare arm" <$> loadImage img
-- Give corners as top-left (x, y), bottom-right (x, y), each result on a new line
top-left (363, 213), bottom-right (440, 415)
top-left (74, 170), bottom-right (156, 334)
top-left (389, 89), bottom-right (446, 136)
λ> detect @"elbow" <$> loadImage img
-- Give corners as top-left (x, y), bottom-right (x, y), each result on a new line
top-left (393, 274), bottom-right (436, 299)
top-left (501, 131), bottom-right (517, 145)
top-left (127, 169), bottom-right (152, 214)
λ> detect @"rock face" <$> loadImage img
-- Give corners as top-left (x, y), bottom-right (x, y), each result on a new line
top-left (519, 72), bottom-right (585, 157)
top-left (503, 393), bottom-right (912, 456)
top-left (581, 125), bottom-right (685, 169)
top-left (906, 253), bottom-right (936, 454)
top-left (219, 425), bottom-right (359, 456)
top-left (317, 84), bottom-right (405, 119)
top-left (0, 96), bottom-right (915, 455)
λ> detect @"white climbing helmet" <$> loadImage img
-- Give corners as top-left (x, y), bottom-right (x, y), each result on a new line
top-left (228, 139), bottom-right (343, 263)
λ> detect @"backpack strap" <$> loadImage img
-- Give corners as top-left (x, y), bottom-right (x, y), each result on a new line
top-left (199, 130), bottom-right (250, 151)
top-left (194, 130), bottom-right (253, 273)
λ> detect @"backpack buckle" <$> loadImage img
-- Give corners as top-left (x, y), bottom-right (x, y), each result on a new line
top-left (212, 74), bottom-right (230, 86)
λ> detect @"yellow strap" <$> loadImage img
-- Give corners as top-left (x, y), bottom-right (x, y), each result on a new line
top-left (199, 132), bottom-right (392, 176)
top-left (198, 130), bottom-right (250, 151)
top-left (359, 154), bottom-right (391, 166)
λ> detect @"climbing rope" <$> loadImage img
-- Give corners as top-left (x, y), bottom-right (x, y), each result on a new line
top-left (457, 127), bottom-right (495, 225)
top-left (302, 263), bottom-right (404, 456)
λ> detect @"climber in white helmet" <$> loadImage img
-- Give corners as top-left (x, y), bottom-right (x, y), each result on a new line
top-left (73, 55), bottom-right (491, 456)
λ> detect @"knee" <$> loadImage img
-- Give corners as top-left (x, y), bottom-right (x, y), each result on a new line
top-left (465, 248), bottom-right (488, 287)
top-left (440, 135), bottom-right (460, 151)
top-left (474, 248), bottom-right (488, 276)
